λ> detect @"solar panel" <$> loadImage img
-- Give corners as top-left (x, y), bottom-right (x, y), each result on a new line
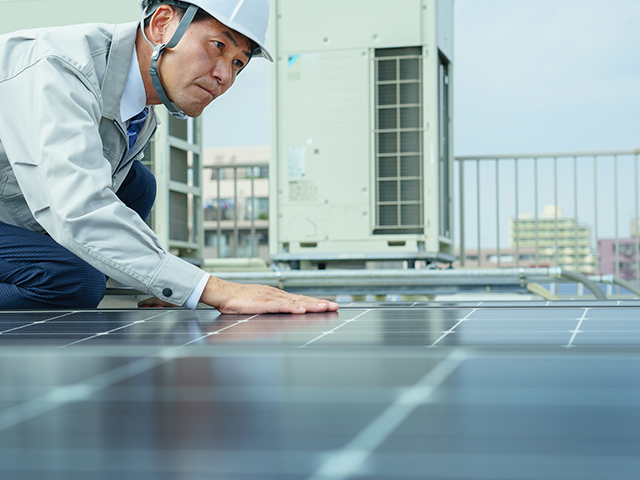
top-left (0, 301), bottom-right (639, 479)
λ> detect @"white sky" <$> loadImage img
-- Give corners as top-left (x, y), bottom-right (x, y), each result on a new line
top-left (204, 0), bottom-right (640, 156)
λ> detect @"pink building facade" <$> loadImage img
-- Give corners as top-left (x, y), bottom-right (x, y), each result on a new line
top-left (598, 238), bottom-right (640, 280)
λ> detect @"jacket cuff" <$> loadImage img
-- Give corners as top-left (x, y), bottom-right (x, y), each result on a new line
top-left (148, 253), bottom-right (205, 306)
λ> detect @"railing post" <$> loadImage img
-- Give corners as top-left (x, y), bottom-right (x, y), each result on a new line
top-left (216, 167), bottom-right (221, 258)
top-left (614, 154), bottom-right (619, 294)
top-left (593, 155), bottom-right (599, 275)
top-left (514, 157), bottom-right (519, 268)
top-left (553, 156), bottom-right (559, 268)
top-left (476, 159), bottom-right (481, 267)
top-left (459, 159), bottom-right (465, 267)
top-left (495, 158), bottom-right (500, 268)
top-left (233, 166), bottom-right (238, 258)
top-left (251, 171), bottom-right (256, 257)
top-left (534, 157), bottom-right (539, 268)
top-left (635, 153), bottom-right (639, 286)
top-left (573, 155), bottom-right (579, 272)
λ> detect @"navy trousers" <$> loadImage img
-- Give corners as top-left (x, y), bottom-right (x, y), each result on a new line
top-left (0, 161), bottom-right (156, 309)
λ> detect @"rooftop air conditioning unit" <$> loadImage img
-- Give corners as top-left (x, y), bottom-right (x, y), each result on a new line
top-left (270, 0), bottom-right (454, 267)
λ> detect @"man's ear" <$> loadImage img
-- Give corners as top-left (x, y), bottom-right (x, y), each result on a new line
top-left (146, 4), bottom-right (179, 45)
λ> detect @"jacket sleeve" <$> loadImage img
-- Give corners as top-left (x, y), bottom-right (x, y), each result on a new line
top-left (0, 53), bottom-right (205, 305)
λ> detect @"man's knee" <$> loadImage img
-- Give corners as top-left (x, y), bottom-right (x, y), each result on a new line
top-left (59, 262), bottom-right (106, 309)
top-left (75, 264), bottom-right (107, 308)
top-left (0, 223), bottom-right (107, 309)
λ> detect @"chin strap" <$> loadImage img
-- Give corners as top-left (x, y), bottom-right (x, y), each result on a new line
top-left (141, 4), bottom-right (198, 119)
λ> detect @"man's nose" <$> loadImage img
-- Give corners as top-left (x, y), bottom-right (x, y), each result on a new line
top-left (212, 58), bottom-right (233, 86)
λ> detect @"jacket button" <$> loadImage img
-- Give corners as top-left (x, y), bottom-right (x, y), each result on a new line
top-left (163, 288), bottom-right (173, 297)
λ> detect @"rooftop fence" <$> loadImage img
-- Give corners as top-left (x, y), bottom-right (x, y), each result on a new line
top-left (204, 149), bottom-right (640, 293)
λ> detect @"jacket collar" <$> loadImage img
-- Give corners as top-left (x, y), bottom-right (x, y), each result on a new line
top-left (102, 22), bottom-right (139, 122)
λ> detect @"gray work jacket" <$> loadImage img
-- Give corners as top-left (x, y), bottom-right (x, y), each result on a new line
top-left (0, 21), bottom-right (203, 305)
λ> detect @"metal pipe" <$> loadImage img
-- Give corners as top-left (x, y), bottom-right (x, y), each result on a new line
top-left (212, 266), bottom-right (608, 299)
top-left (612, 277), bottom-right (640, 298)
top-left (549, 267), bottom-right (606, 300)
top-left (588, 274), bottom-right (640, 298)
top-left (106, 268), bottom-right (616, 300)
top-left (217, 267), bottom-right (559, 287)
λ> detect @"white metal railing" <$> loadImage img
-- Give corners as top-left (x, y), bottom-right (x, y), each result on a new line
top-left (455, 149), bottom-right (640, 287)
top-left (201, 149), bottom-right (640, 295)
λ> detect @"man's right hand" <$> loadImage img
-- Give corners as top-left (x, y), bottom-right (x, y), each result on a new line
top-left (199, 276), bottom-right (339, 315)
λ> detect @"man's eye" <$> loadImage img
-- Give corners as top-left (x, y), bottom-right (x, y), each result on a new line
top-left (213, 41), bottom-right (224, 49)
top-left (233, 59), bottom-right (245, 69)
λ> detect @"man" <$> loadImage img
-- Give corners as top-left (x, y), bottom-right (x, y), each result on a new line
top-left (0, 0), bottom-right (338, 314)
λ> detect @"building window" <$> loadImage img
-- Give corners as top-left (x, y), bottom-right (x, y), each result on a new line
top-left (373, 47), bottom-right (423, 235)
top-left (203, 198), bottom-right (235, 221)
top-left (246, 197), bottom-right (269, 220)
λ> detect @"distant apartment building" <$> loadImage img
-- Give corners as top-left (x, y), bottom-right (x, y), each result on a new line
top-left (454, 246), bottom-right (540, 268)
top-left (509, 205), bottom-right (597, 273)
top-left (203, 146), bottom-right (270, 260)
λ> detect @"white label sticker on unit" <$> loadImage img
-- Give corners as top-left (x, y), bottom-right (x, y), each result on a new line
top-left (287, 146), bottom-right (306, 179)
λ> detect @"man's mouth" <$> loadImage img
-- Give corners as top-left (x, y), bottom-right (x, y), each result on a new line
top-left (200, 86), bottom-right (217, 99)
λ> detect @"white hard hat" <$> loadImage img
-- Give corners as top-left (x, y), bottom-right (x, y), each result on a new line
top-left (140, 0), bottom-right (272, 61)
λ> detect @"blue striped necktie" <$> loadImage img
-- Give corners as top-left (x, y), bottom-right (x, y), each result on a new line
top-left (126, 107), bottom-right (149, 149)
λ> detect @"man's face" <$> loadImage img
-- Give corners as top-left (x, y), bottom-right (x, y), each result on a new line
top-left (157, 13), bottom-right (252, 117)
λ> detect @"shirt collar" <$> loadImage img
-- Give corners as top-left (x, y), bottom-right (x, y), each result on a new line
top-left (120, 44), bottom-right (148, 123)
